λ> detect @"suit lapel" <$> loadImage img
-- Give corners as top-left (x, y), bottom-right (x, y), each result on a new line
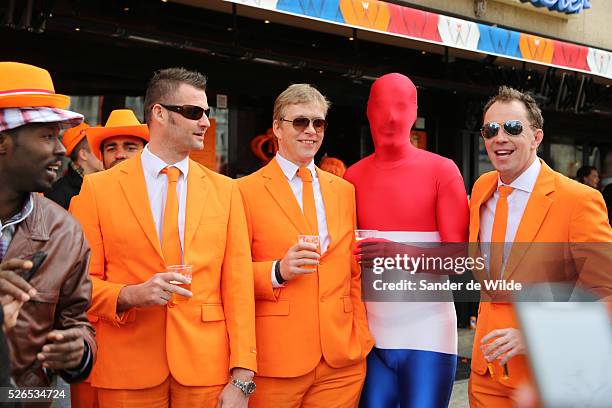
top-left (118, 155), bottom-right (164, 260)
top-left (317, 167), bottom-right (340, 249)
top-left (504, 160), bottom-right (554, 278)
top-left (263, 160), bottom-right (310, 234)
top-left (184, 160), bottom-right (209, 253)
top-left (469, 175), bottom-right (498, 242)
top-left (468, 174), bottom-right (497, 283)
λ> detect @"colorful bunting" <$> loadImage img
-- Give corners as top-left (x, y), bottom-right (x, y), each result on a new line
top-left (552, 41), bottom-right (589, 70)
top-left (587, 48), bottom-right (612, 77)
top-left (339, 0), bottom-right (390, 31)
top-left (519, 34), bottom-right (554, 63)
top-left (277, 0), bottom-right (344, 23)
top-left (225, 0), bottom-right (612, 80)
top-left (438, 16), bottom-right (480, 50)
top-left (477, 24), bottom-right (521, 58)
top-left (387, 4), bottom-right (441, 43)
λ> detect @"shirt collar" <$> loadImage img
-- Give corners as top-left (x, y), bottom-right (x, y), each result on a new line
top-left (0, 193), bottom-right (34, 232)
top-left (275, 152), bottom-right (316, 182)
top-left (497, 157), bottom-right (541, 193)
top-left (141, 145), bottom-right (190, 180)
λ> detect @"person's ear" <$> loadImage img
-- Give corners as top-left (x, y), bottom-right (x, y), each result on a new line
top-left (78, 148), bottom-right (88, 162)
top-left (532, 128), bottom-right (544, 150)
top-left (151, 104), bottom-right (165, 124)
top-left (272, 120), bottom-right (282, 142)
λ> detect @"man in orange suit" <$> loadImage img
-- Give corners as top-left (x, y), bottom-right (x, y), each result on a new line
top-left (468, 86), bottom-right (612, 407)
top-left (71, 68), bottom-right (257, 407)
top-left (69, 109), bottom-right (149, 408)
top-left (238, 84), bottom-right (373, 408)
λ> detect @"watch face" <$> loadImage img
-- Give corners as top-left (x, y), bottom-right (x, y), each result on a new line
top-left (246, 382), bottom-right (256, 394)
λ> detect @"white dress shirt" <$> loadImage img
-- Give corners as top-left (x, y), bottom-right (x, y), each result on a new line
top-left (271, 152), bottom-right (330, 286)
top-left (141, 145), bottom-right (190, 259)
top-left (479, 158), bottom-right (541, 275)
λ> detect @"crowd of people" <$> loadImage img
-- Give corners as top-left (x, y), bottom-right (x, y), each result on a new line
top-left (0, 61), bottom-right (610, 408)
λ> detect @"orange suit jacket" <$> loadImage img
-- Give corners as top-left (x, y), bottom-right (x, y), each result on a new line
top-left (469, 159), bottom-right (612, 388)
top-left (71, 154), bottom-right (257, 389)
top-left (237, 159), bottom-right (373, 378)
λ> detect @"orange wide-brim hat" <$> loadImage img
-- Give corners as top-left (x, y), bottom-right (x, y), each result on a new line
top-left (86, 109), bottom-right (149, 160)
top-left (61, 122), bottom-right (90, 156)
top-left (0, 62), bottom-right (70, 109)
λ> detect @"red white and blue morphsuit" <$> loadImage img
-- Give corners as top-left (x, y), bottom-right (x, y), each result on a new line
top-left (345, 73), bottom-right (469, 408)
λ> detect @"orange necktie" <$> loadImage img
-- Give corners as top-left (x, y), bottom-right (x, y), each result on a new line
top-left (297, 167), bottom-right (319, 235)
top-left (489, 185), bottom-right (514, 280)
top-left (161, 167), bottom-right (182, 266)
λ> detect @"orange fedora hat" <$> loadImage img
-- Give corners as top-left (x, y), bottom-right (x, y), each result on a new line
top-left (0, 62), bottom-right (70, 109)
top-left (86, 109), bottom-right (149, 160)
top-left (61, 122), bottom-right (90, 156)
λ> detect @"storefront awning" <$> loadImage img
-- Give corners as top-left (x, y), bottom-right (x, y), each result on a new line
top-left (224, 0), bottom-right (612, 80)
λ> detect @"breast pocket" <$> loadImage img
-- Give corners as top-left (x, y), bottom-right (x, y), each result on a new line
top-left (25, 291), bottom-right (59, 327)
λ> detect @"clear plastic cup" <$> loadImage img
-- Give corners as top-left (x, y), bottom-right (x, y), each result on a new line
top-left (167, 264), bottom-right (192, 307)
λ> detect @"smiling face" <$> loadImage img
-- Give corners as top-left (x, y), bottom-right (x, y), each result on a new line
top-left (0, 123), bottom-right (66, 193)
top-left (274, 102), bottom-right (325, 167)
top-left (483, 100), bottom-right (543, 184)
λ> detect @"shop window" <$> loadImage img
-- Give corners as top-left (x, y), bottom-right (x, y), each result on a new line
top-left (477, 138), bottom-right (495, 177)
top-left (210, 107), bottom-right (229, 175)
top-left (586, 146), bottom-right (601, 168)
top-left (550, 143), bottom-right (582, 178)
top-left (598, 148), bottom-right (612, 188)
top-left (68, 95), bottom-right (102, 125)
top-left (125, 96), bottom-right (145, 122)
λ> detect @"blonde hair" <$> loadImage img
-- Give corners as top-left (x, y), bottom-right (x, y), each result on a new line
top-left (273, 84), bottom-right (330, 121)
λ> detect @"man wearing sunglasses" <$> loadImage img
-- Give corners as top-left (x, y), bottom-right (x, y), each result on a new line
top-left (468, 86), bottom-right (612, 407)
top-left (238, 84), bottom-right (373, 407)
top-left (68, 108), bottom-right (150, 408)
top-left (71, 68), bottom-right (256, 407)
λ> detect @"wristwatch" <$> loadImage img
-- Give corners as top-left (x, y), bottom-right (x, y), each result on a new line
top-left (275, 260), bottom-right (286, 284)
top-left (231, 377), bottom-right (256, 396)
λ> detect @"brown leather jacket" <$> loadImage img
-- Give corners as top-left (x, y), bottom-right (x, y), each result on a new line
top-left (4, 194), bottom-right (96, 387)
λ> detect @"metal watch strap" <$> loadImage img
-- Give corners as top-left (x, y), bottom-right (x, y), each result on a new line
top-left (231, 378), bottom-right (256, 396)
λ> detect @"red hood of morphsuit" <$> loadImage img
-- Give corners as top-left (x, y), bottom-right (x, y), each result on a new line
top-left (367, 73), bottom-right (418, 152)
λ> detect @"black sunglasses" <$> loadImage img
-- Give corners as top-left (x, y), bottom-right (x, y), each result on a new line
top-left (159, 104), bottom-right (210, 120)
top-left (480, 120), bottom-right (529, 139)
top-left (281, 117), bottom-right (328, 133)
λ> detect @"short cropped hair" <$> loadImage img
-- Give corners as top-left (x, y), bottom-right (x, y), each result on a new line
top-left (144, 67), bottom-right (208, 124)
top-left (483, 86), bottom-right (544, 129)
top-left (273, 84), bottom-right (330, 121)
